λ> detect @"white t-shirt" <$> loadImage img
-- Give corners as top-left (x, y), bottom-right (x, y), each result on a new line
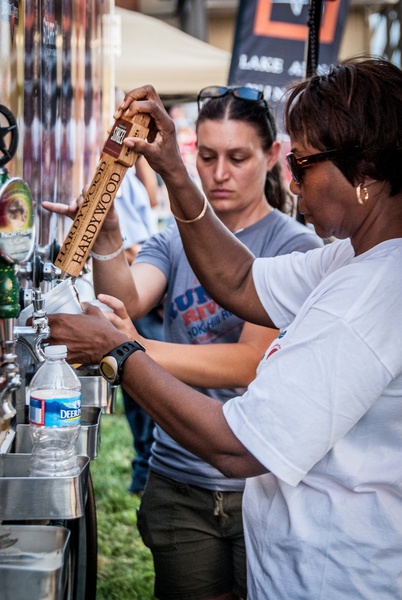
top-left (223, 238), bottom-right (402, 599)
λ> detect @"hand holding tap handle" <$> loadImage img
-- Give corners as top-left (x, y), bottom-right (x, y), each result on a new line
top-left (54, 112), bottom-right (150, 278)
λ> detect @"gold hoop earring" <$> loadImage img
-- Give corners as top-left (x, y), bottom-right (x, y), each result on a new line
top-left (356, 183), bottom-right (369, 205)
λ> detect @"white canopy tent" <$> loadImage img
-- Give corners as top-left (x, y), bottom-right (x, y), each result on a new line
top-left (114, 8), bottom-right (232, 99)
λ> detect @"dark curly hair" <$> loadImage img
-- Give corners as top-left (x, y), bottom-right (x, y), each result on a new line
top-left (196, 93), bottom-right (294, 214)
top-left (284, 56), bottom-right (402, 196)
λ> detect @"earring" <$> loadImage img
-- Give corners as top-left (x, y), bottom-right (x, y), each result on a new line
top-left (356, 183), bottom-right (369, 205)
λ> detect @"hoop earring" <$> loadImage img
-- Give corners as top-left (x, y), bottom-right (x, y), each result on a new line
top-left (356, 183), bottom-right (369, 205)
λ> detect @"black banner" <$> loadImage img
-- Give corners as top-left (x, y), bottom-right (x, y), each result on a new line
top-left (229, 0), bottom-right (349, 126)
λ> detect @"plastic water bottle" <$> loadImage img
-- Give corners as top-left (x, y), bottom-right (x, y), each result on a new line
top-left (29, 345), bottom-right (82, 477)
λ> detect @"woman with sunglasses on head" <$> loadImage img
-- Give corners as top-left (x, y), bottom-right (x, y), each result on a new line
top-left (43, 87), bottom-right (321, 600)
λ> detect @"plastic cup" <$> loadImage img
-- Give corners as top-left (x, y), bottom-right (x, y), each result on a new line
top-left (43, 279), bottom-right (82, 314)
top-left (18, 279), bottom-right (82, 325)
top-left (87, 299), bottom-right (113, 313)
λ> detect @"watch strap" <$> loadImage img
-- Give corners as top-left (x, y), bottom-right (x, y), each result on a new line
top-left (100, 340), bottom-right (145, 385)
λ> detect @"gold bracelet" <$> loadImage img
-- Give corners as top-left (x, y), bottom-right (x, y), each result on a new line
top-left (91, 243), bottom-right (125, 261)
top-left (171, 194), bottom-right (209, 224)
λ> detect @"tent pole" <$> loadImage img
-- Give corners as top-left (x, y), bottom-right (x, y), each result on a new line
top-left (296, 0), bottom-right (326, 225)
top-left (305, 0), bottom-right (325, 78)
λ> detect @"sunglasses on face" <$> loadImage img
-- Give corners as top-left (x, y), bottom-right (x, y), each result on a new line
top-left (286, 149), bottom-right (340, 185)
top-left (197, 86), bottom-right (264, 111)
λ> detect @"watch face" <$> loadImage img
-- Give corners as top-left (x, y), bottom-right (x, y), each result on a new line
top-left (100, 356), bottom-right (118, 383)
top-left (100, 341), bottom-right (145, 385)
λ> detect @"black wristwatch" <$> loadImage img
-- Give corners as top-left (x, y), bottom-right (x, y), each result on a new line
top-left (99, 340), bottom-right (145, 385)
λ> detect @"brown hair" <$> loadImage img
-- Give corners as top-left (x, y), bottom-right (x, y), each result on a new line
top-left (284, 57), bottom-right (402, 195)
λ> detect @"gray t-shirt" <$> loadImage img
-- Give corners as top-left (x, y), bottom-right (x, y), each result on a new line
top-left (135, 209), bottom-right (323, 490)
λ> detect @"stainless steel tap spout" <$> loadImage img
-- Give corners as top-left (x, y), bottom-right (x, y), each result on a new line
top-left (0, 358), bottom-right (20, 420)
top-left (14, 326), bottom-right (48, 363)
top-left (0, 338), bottom-right (22, 420)
top-left (14, 289), bottom-right (50, 364)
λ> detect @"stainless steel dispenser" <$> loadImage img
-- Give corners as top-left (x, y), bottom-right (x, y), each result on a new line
top-left (0, 109), bottom-right (94, 600)
top-left (0, 1), bottom-right (115, 596)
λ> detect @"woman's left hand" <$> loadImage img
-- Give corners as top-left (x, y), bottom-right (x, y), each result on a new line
top-left (87, 294), bottom-right (141, 341)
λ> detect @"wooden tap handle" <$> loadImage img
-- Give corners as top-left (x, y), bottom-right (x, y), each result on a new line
top-left (54, 113), bottom-right (150, 278)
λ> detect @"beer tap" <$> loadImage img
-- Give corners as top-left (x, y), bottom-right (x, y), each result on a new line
top-left (0, 106), bottom-right (35, 422)
top-left (14, 289), bottom-right (50, 364)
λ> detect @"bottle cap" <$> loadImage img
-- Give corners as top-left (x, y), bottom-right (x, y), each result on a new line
top-left (44, 344), bottom-right (68, 358)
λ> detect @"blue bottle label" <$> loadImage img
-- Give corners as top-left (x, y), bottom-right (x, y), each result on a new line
top-left (29, 393), bottom-right (81, 427)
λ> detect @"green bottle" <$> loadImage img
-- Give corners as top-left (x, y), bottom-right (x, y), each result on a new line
top-left (0, 168), bottom-right (9, 186)
top-left (0, 257), bottom-right (20, 319)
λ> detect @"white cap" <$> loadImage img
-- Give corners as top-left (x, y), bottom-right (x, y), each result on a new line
top-left (44, 345), bottom-right (68, 358)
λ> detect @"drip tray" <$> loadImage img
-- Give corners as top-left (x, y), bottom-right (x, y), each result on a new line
top-left (15, 406), bottom-right (101, 459)
top-left (0, 524), bottom-right (70, 600)
top-left (0, 454), bottom-right (89, 520)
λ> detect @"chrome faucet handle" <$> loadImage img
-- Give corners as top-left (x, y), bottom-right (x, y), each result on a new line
top-left (14, 289), bottom-right (50, 363)
top-left (31, 290), bottom-right (50, 361)
top-left (0, 359), bottom-right (20, 420)
top-left (0, 397), bottom-right (17, 420)
top-left (0, 343), bottom-right (21, 420)
top-left (31, 291), bottom-right (49, 333)
top-left (15, 325), bottom-right (49, 363)
top-left (43, 260), bottom-right (62, 282)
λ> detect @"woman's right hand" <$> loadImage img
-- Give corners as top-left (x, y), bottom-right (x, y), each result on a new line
top-left (41, 190), bottom-right (121, 235)
top-left (88, 294), bottom-right (143, 343)
top-left (41, 197), bottom-right (79, 222)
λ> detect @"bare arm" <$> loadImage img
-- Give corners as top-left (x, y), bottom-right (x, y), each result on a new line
top-left (99, 294), bottom-right (278, 388)
top-left (113, 86), bottom-right (275, 328)
top-left (168, 193), bottom-right (271, 326)
top-left (47, 308), bottom-right (267, 478)
top-left (93, 256), bottom-right (166, 319)
top-left (145, 321), bottom-right (277, 388)
top-left (42, 198), bottom-right (167, 320)
top-left (121, 348), bottom-right (266, 478)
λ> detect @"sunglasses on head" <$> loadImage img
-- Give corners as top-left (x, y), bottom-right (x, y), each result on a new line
top-left (197, 86), bottom-right (265, 111)
top-left (286, 149), bottom-right (340, 185)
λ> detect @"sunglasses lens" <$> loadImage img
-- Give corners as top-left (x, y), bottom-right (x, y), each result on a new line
top-left (286, 153), bottom-right (302, 184)
top-left (197, 86), bottom-right (264, 111)
top-left (233, 87), bottom-right (263, 101)
top-left (197, 86), bottom-right (227, 109)
top-left (199, 86), bottom-right (227, 100)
